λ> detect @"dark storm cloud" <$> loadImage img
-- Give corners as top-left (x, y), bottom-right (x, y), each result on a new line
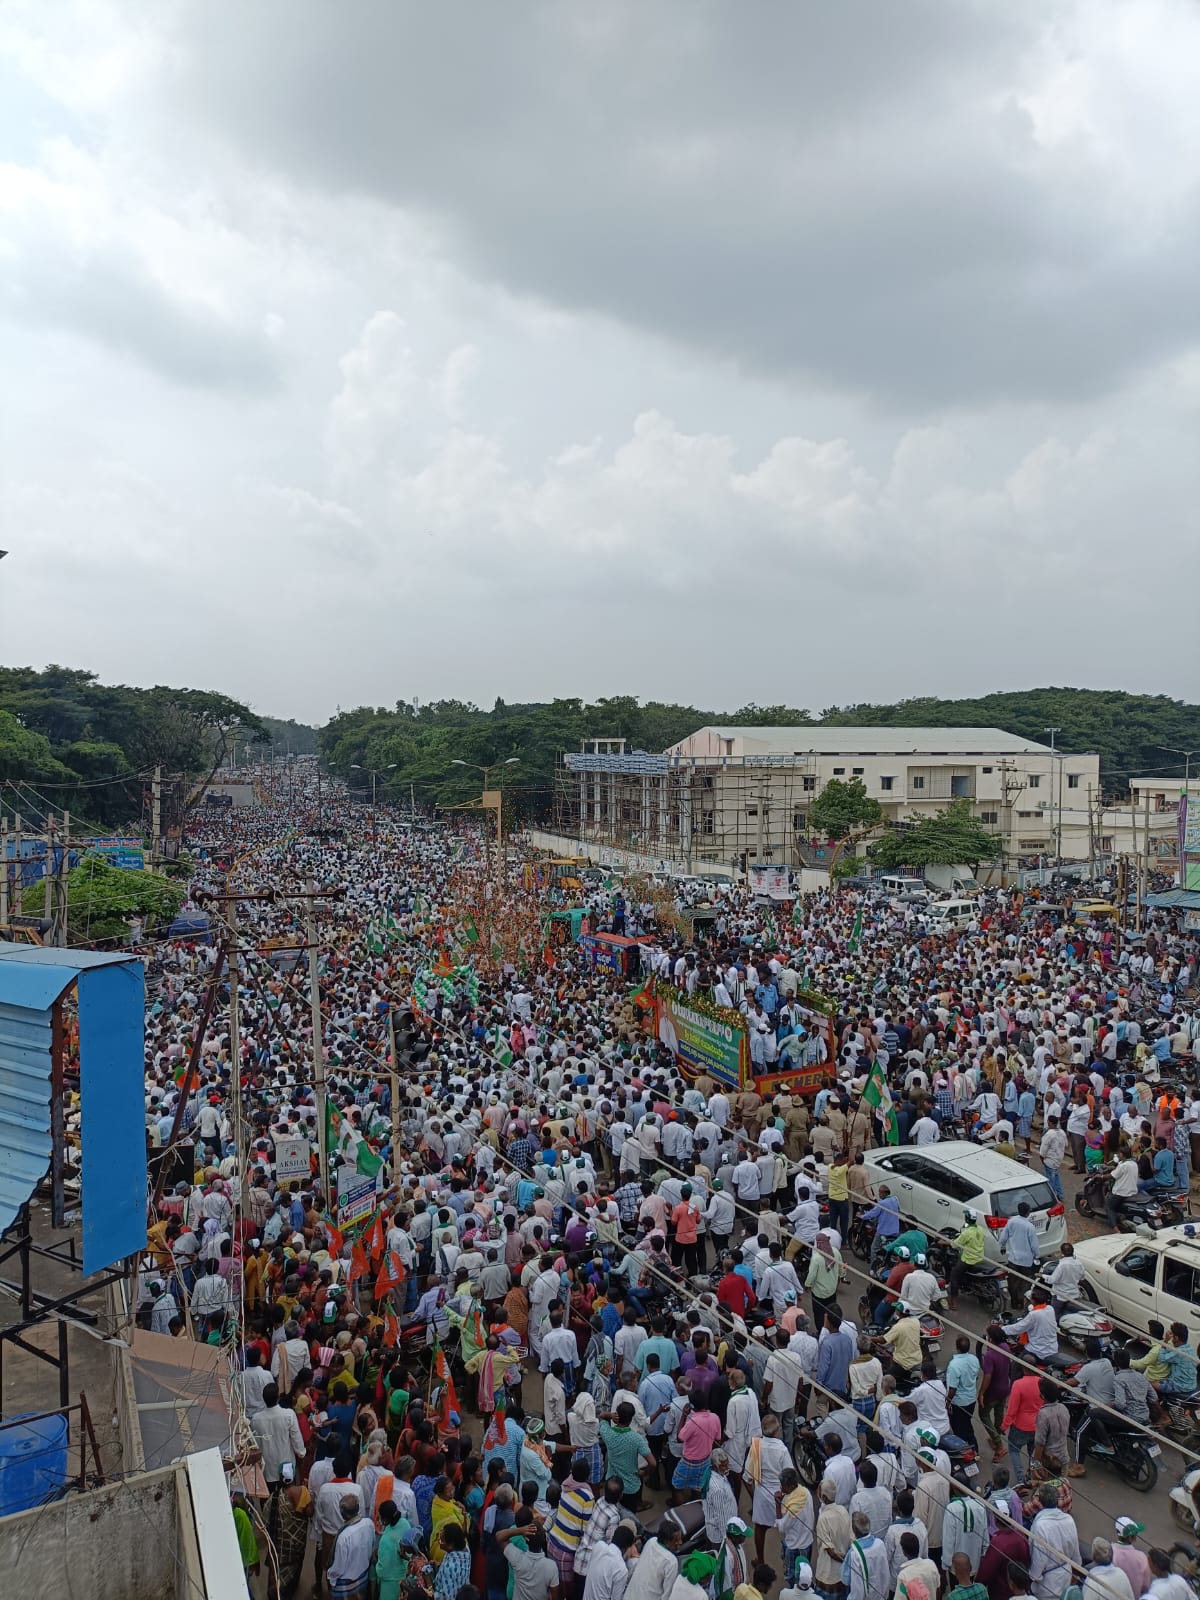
top-left (171, 0), bottom-right (1200, 408)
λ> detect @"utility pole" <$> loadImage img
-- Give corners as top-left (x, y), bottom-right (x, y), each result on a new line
top-left (305, 880), bottom-right (330, 1208)
top-left (0, 817), bottom-right (8, 928)
top-left (151, 765), bottom-right (162, 866)
top-left (59, 812), bottom-right (68, 946)
top-left (227, 896), bottom-right (244, 1226)
top-left (387, 1009), bottom-right (402, 1185)
top-left (1043, 728), bottom-right (1062, 865)
top-left (12, 813), bottom-right (22, 916)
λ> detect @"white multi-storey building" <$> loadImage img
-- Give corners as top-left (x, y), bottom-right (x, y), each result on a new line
top-left (562, 725), bottom-right (1102, 869)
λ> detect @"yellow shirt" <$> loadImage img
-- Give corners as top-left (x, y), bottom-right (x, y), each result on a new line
top-left (884, 1315), bottom-right (923, 1371)
top-left (828, 1164), bottom-right (849, 1202)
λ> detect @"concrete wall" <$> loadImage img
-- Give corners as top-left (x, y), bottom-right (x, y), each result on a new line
top-left (0, 1466), bottom-right (182, 1600)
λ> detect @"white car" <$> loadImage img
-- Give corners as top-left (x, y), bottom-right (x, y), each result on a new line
top-left (863, 1141), bottom-right (1067, 1264)
top-left (1072, 1225), bottom-right (1200, 1347)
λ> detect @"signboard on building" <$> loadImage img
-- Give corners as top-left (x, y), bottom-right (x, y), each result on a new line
top-left (274, 1138), bottom-right (310, 1182)
top-left (748, 865), bottom-right (790, 900)
top-left (86, 836), bottom-right (146, 871)
top-left (654, 990), bottom-right (747, 1088)
top-left (1180, 798), bottom-right (1200, 891)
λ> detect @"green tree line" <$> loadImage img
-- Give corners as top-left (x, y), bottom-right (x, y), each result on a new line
top-left (319, 686), bottom-right (1200, 817)
top-left (0, 665), bottom-right (266, 830)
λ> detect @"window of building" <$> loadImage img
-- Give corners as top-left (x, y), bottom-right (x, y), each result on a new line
top-left (832, 767), bottom-right (845, 776)
top-left (747, 806), bottom-right (758, 818)
top-left (793, 812), bottom-right (807, 830)
top-left (979, 811), bottom-right (998, 824)
top-left (981, 766), bottom-right (993, 774)
top-left (911, 776), bottom-right (925, 790)
top-left (802, 776), bottom-right (816, 791)
top-left (1100, 836), bottom-right (1114, 853)
top-left (1067, 773), bottom-right (1081, 789)
top-left (1028, 775), bottom-right (1040, 788)
top-left (701, 813), bottom-right (715, 835)
top-left (880, 776), bottom-right (894, 792)
top-left (852, 767), bottom-right (864, 775)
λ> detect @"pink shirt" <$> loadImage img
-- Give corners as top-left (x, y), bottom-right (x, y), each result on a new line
top-left (678, 1410), bottom-right (722, 1462)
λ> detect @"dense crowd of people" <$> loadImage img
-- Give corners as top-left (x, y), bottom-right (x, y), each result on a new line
top-left (134, 772), bottom-right (1200, 1600)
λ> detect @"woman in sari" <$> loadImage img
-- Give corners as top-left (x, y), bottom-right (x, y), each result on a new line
top-left (428, 1475), bottom-right (469, 1564)
top-left (374, 1500), bottom-right (413, 1600)
top-left (266, 1467), bottom-right (312, 1600)
top-left (501, 1283), bottom-right (529, 1344)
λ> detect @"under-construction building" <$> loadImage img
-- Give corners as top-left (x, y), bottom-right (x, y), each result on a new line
top-left (555, 725), bottom-right (1103, 871)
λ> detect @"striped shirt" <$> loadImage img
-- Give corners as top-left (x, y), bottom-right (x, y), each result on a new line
top-left (547, 1480), bottom-right (596, 1555)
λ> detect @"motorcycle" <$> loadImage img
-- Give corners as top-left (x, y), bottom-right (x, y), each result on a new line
top-left (637, 1499), bottom-right (707, 1554)
top-left (1074, 1167), bottom-right (1185, 1230)
top-left (1061, 1391), bottom-right (1159, 1492)
top-left (926, 1238), bottom-right (1009, 1315)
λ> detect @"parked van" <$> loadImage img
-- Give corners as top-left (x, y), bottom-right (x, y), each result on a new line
top-left (923, 899), bottom-right (977, 931)
top-left (863, 1141), bottom-right (1066, 1264)
top-left (880, 875), bottom-right (926, 901)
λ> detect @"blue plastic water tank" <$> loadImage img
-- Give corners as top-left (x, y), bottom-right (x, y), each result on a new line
top-left (0, 1412), bottom-right (69, 1516)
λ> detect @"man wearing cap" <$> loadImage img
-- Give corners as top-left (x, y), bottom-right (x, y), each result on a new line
top-left (669, 1552), bottom-right (720, 1600)
top-left (1110, 1521), bottom-right (1150, 1598)
top-left (714, 1519), bottom-right (754, 1600)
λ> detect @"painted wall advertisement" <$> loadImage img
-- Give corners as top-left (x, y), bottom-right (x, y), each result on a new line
top-left (1180, 797), bottom-right (1200, 891)
top-left (654, 990), bottom-right (747, 1087)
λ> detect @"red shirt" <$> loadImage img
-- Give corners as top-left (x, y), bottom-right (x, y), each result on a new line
top-left (717, 1272), bottom-right (755, 1317)
top-left (672, 1201), bottom-right (701, 1245)
top-left (1002, 1373), bottom-right (1044, 1434)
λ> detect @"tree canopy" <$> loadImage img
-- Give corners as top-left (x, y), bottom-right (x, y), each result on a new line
top-left (808, 777), bottom-right (883, 840)
top-left (0, 666), bottom-right (267, 830)
top-left (869, 799), bottom-right (1001, 873)
top-left (21, 854), bottom-right (184, 943)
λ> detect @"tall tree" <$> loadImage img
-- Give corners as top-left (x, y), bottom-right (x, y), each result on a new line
top-left (809, 778), bottom-right (883, 840)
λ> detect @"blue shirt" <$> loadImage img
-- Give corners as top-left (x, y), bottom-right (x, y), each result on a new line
top-left (945, 1351), bottom-right (981, 1407)
top-left (999, 1214), bottom-right (1040, 1268)
top-left (816, 1329), bottom-right (854, 1395)
top-left (863, 1196), bottom-right (901, 1238)
top-left (1153, 1148), bottom-right (1177, 1185)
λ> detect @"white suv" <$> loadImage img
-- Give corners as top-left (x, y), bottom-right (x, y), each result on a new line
top-left (1072, 1225), bottom-right (1200, 1348)
top-left (862, 1141), bottom-right (1068, 1264)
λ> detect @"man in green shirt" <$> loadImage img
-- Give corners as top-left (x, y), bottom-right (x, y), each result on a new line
top-left (947, 1209), bottom-right (987, 1310)
top-left (945, 1551), bottom-right (989, 1600)
top-left (886, 1228), bottom-right (929, 1262)
top-left (600, 1400), bottom-right (653, 1510)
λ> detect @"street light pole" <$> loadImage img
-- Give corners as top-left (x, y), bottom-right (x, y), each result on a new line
top-left (450, 757), bottom-right (520, 881)
top-left (1044, 727), bottom-right (1062, 865)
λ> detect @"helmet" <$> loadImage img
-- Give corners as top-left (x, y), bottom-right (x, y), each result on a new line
top-left (964, 1207), bottom-right (977, 1222)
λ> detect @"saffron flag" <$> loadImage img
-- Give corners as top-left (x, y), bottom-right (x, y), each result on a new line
top-left (383, 1310), bottom-right (400, 1349)
top-left (365, 1213), bottom-right (385, 1260)
top-left (432, 1337), bottom-right (460, 1432)
top-left (375, 1251), bottom-right (406, 1299)
top-left (348, 1242), bottom-right (370, 1284)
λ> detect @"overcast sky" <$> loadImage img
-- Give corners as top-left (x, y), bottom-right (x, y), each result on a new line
top-left (3, 2), bottom-right (1198, 725)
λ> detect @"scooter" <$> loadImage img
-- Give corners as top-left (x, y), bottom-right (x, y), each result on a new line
top-left (1023, 1269), bottom-right (1114, 1351)
top-left (1169, 1465), bottom-right (1200, 1535)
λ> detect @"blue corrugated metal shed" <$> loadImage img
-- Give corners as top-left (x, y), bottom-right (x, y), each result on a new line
top-left (1145, 890), bottom-right (1200, 910)
top-left (0, 942), bottom-right (143, 1252)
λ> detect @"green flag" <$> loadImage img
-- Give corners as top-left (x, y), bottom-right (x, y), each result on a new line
top-left (861, 1060), bottom-right (899, 1145)
top-left (356, 1140), bottom-right (384, 1179)
top-left (325, 1099), bottom-right (344, 1156)
top-left (493, 1027), bottom-right (514, 1068)
top-left (847, 908), bottom-right (863, 954)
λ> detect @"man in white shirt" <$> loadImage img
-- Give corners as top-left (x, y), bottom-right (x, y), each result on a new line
top-left (583, 1526), bottom-right (638, 1600)
top-left (1029, 1483), bottom-right (1081, 1599)
top-left (251, 1385), bottom-right (304, 1487)
top-left (1106, 1155), bottom-right (1141, 1231)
